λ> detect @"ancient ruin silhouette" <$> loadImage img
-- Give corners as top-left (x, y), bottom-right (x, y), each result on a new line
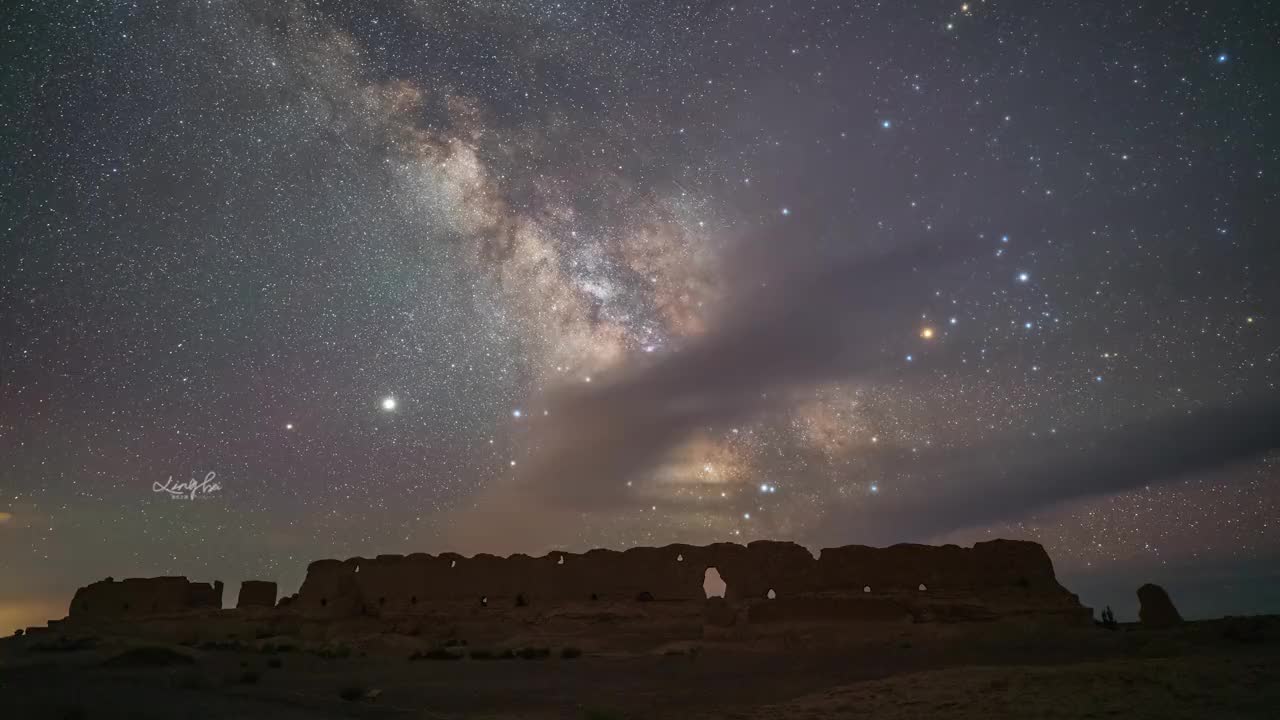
top-left (235, 580), bottom-right (277, 609)
top-left (68, 577), bottom-right (222, 618)
top-left (60, 540), bottom-right (1089, 629)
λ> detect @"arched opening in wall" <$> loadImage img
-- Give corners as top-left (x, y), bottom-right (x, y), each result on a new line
top-left (450, 560), bottom-right (457, 568)
top-left (557, 555), bottom-right (565, 565)
top-left (320, 598), bottom-right (328, 607)
top-left (766, 589), bottom-right (777, 600)
top-left (918, 584), bottom-right (927, 591)
top-left (863, 586), bottom-right (871, 593)
top-left (410, 596), bottom-right (418, 605)
top-left (677, 554), bottom-right (684, 562)
top-left (378, 597), bottom-right (386, 606)
top-left (515, 593), bottom-right (528, 607)
top-left (354, 565), bottom-right (360, 573)
top-left (703, 567), bottom-right (727, 599)
top-left (480, 596), bottom-right (488, 607)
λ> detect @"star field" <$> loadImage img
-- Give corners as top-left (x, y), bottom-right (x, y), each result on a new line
top-left (2, 1), bottom-right (1278, 629)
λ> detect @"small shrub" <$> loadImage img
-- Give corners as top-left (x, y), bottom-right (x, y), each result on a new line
top-left (1100, 606), bottom-right (1118, 630)
top-left (338, 685), bottom-right (365, 702)
top-left (314, 643), bottom-right (351, 659)
top-left (560, 646), bottom-right (583, 659)
top-left (14, 628), bottom-right (25, 637)
top-left (240, 670), bottom-right (260, 685)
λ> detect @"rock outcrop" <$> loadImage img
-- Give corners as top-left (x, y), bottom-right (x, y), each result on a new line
top-left (236, 580), bottom-right (277, 608)
top-left (68, 577), bottom-right (223, 619)
top-left (1137, 583), bottom-right (1182, 627)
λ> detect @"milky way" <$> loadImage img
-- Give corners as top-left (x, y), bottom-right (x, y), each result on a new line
top-left (3, 1), bottom-right (1278, 629)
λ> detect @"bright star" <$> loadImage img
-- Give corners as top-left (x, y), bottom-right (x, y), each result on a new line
top-left (1017, 272), bottom-right (1030, 282)
top-left (285, 423), bottom-right (293, 430)
top-left (381, 396), bottom-right (396, 411)
top-left (781, 207), bottom-right (791, 216)
top-left (512, 409), bottom-right (522, 418)
top-left (920, 327), bottom-right (935, 339)
top-left (1217, 53), bottom-right (1228, 63)
top-left (881, 119), bottom-right (892, 129)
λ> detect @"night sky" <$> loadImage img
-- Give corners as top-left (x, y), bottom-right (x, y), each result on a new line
top-left (3, 1), bottom-right (1279, 632)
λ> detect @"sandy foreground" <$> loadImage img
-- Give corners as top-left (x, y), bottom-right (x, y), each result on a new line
top-left (709, 652), bottom-right (1279, 720)
top-left (2, 617), bottom-right (1277, 719)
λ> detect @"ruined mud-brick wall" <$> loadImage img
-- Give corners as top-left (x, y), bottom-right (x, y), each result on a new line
top-left (236, 580), bottom-right (278, 608)
top-left (292, 539), bottom-right (1083, 619)
top-left (67, 577), bottom-right (223, 618)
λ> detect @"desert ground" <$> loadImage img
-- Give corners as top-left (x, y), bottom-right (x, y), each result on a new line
top-left (2, 614), bottom-right (1277, 719)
